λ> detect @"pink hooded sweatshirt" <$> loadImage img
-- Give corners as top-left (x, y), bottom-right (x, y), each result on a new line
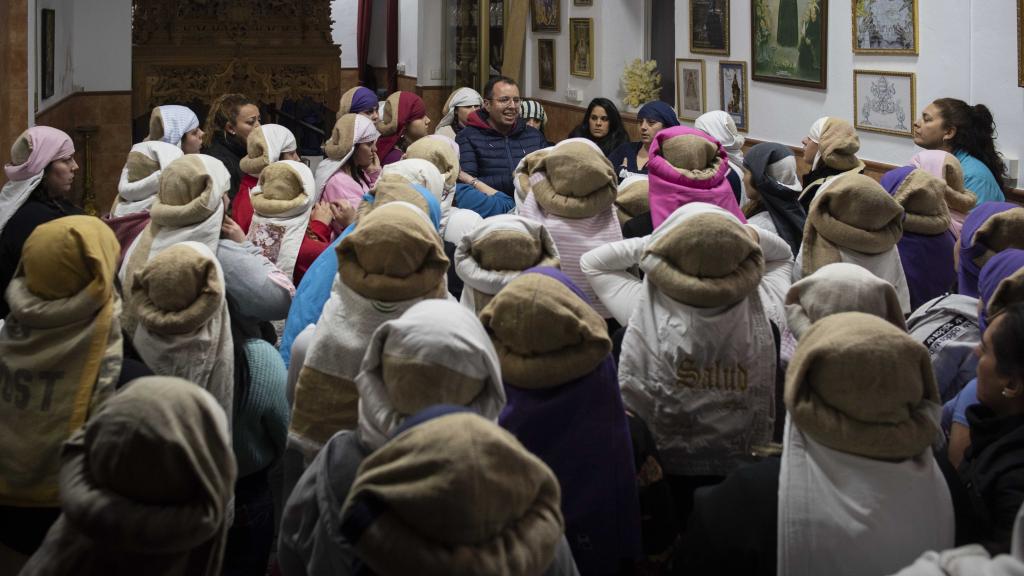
top-left (647, 125), bottom-right (745, 229)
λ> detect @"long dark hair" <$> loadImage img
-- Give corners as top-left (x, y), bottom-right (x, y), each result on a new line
top-left (571, 98), bottom-right (630, 157)
top-left (933, 98), bottom-right (1008, 192)
top-left (992, 303), bottom-right (1024, 380)
top-left (203, 93), bottom-right (257, 148)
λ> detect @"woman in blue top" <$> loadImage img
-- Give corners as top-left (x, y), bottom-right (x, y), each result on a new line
top-left (914, 98), bottom-right (1007, 207)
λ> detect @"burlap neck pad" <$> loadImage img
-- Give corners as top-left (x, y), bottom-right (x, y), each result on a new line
top-left (819, 118), bottom-right (863, 172)
top-left (250, 161), bottom-right (311, 217)
top-left (528, 140), bottom-right (617, 219)
top-left (892, 169), bottom-right (952, 235)
top-left (941, 156), bottom-right (977, 214)
top-left (785, 262), bottom-right (906, 339)
top-left (132, 243), bottom-right (224, 336)
top-left (455, 215), bottom-right (561, 312)
top-left (147, 107), bottom-right (166, 142)
top-left (989, 266), bottom-right (1024, 321)
top-left (369, 175), bottom-right (433, 218)
top-left (325, 113), bottom-right (358, 161)
top-left (785, 312), bottom-right (940, 460)
top-left (406, 135), bottom-right (460, 188)
top-left (340, 413), bottom-right (563, 576)
top-left (971, 207), bottom-right (1024, 270)
top-left (659, 134), bottom-right (726, 180)
top-left (479, 273), bottom-right (611, 389)
top-left (115, 141), bottom-right (184, 215)
top-left (356, 300), bottom-right (506, 450)
top-left (642, 212), bottom-right (764, 308)
top-left (802, 173), bottom-right (904, 276)
top-left (379, 159), bottom-right (444, 206)
top-left (338, 202), bottom-right (449, 302)
top-left (0, 250), bottom-right (122, 502)
top-left (615, 175), bottom-right (650, 224)
top-left (376, 91), bottom-right (403, 136)
top-left (240, 124), bottom-right (282, 176)
top-left (48, 377), bottom-right (233, 574)
top-left (513, 148), bottom-right (550, 202)
top-left (150, 155), bottom-right (224, 228)
top-left (338, 86), bottom-right (359, 117)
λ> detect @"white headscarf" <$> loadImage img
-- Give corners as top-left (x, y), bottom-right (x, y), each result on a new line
top-left (154, 105), bottom-right (200, 148)
top-left (766, 155), bottom-right (802, 190)
top-left (695, 110), bottom-right (745, 166)
top-left (113, 141), bottom-right (184, 216)
top-left (807, 116), bottom-right (829, 169)
top-left (261, 124), bottom-right (298, 162)
top-left (313, 114), bottom-right (380, 197)
top-left (355, 299), bottom-right (505, 450)
top-left (436, 87), bottom-right (483, 130)
top-left (618, 202), bottom-right (777, 476)
top-left (785, 262), bottom-right (907, 339)
top-left (380, 158), bottom-right (445, 207)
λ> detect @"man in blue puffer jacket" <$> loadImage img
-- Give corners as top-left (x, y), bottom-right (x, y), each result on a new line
top-left (455, 76), bottom-right (548, 198)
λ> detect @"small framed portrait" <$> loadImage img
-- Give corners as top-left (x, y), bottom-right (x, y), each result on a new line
top-left (569, 18), bottom-right (594, 78)
top-left (853, 69), bottom-right (916, 137)
top-left (852, 0), bottom-right (919, 55)
top-left (690, 0), bottom-right (730, 55)
top-left (532, 0), bottom-right (561, 33)
top-left (574, 0), bottom-right (593, 5)
top-left (719, 61), bottom-right (748, 132)
top-left (538, 39), bottom-right (556, 91)
top-left (751, 0), bottom-right (828, 89)
top-left (676, 58), bottom-right (706, 122)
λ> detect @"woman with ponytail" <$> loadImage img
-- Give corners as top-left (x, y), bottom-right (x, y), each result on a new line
top-left (202, 93), bottom-right (262, 201)
top-left (914, 98), bottom-right (1007, 207)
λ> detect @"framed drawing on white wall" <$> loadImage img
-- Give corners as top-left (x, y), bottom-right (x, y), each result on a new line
top-left (569, 18), bottom-right (594, 78)
top-left (538, 39), bottom-right (556, 90)
top-left (719, 61), bottom-right (748, 132)
top-left (852, 0), bottom-right (918, 55)
top-left (853, 69), bottom-right (916, 137)
top-left (676, 58), bottom-right (706, 122)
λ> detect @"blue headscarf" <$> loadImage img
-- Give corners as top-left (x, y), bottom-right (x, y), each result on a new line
top-left (637, 101), bottom-right (680, 128)
top-left (279, 184), bottom-right (443, 366)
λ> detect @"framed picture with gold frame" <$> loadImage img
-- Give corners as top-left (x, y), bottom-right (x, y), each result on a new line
top-left (569, 18), bottom-right (594, 78)
top-left (690, 0), bottom-right (729, 55)
top-left (852, 0), bottom-right (919, 55)
top-left (853, 69), bottom-right (916, 137)
top-left (676, 58), bottom-right (706, 122)
top-left (719, 61), bottom-right (748, 132)
top-left (531, 0), bottom-right (561, 33)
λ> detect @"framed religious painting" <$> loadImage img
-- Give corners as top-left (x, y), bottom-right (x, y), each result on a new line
top-left (676, 58), bottom-right (706, 122)
top-left (751, 0), bottom-right (828, 89)
top-left (853, 69), bottom-right (916, 137)
top-left (852, 0), bottom-right (918, 55)
top-left (538, 39), bottom-right (556, 90)
top-left (719, 61), bottom-right (749, 132)
top-left (531, 0), bottom-right (560, 32)
top-left (691, 0), bottom-right (730, 55)
top-left (569, 18), bottom-right (594, 78)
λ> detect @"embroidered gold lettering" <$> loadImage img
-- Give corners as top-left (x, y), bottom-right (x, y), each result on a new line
top-left (675, 357), bottom-right (749, 391)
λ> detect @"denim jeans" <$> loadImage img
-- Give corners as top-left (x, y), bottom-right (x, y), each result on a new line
top-left (222, 468), bottom-right (275, 576)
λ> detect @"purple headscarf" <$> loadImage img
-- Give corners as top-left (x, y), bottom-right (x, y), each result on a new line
top-left (498, 267), bottom-right (641, 574)
top-left (882, 166), bottom-right (957, 310)
top-left (349, 87), bottom-right (379, 114)
top-left (959, 202), bottom-right (1019, 297)
top-left (978, 249), bottom-right (1024, 332)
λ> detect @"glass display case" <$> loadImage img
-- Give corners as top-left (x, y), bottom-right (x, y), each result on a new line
top-left (444, 0), bottom-right (507, 92)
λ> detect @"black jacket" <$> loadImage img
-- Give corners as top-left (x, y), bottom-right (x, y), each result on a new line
top-left (957, 405), bottom-right (1024, 555)
top-left (203, 134), bottom-right (247, 201)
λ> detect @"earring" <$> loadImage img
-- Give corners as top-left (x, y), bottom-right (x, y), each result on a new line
top-left (1003, 386), bottom-right (1022, 399)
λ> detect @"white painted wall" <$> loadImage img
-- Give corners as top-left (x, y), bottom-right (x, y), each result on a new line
top-left (331, 0), bottom-right (359, 68)
top-left (30, 0), bottom-right (130, 116)
top-left (673, 0), bottom-right (1023, 181)
top-left (417, 0), bottom-right (444, 86)
top-left (398, 0), bottom-right (418, 76)
top-left (523, 1), bottom-right (645, 110)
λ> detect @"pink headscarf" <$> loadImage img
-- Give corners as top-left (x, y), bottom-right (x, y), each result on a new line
top-left (4, 126), bottom-right (75, 182)
top-left (912, 149), bottom-right (968, 239)
top-left (647, 125), bottom-right (744, 229)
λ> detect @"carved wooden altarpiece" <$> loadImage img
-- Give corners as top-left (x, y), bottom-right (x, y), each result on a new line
top-left (131, 0), bottom-right (341, 125)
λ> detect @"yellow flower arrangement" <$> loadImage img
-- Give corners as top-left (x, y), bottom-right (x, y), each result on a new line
top-left (621, 59), bottom-right (662, 109)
